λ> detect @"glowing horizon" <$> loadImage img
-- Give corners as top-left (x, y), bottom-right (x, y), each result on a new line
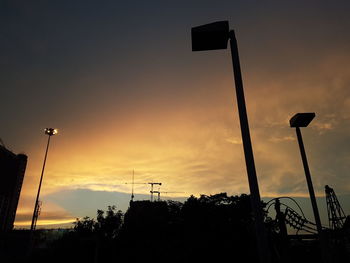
top-left (1, 1), bottom-right (350, 228)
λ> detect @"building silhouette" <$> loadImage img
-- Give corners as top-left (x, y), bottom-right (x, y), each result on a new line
top-left (0, 145), bottom-right (27, 232)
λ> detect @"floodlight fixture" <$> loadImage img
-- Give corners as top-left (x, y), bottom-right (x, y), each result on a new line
top-left (191, 21), bottom-right (229, 51)
top-left (45, 128), bottom-right (58, 136)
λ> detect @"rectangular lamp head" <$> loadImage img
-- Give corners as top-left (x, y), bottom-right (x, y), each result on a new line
top-left (191, 21), bottom-right (229, 51)
top-left (289, 113), bottom-right (315, 127)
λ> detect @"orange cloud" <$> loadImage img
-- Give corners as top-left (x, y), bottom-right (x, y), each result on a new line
top-left (15, 50), bottom-right (350, 228)
top-left (15, 201), bottom-right (75, 228)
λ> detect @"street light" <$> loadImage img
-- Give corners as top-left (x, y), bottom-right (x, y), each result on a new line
top-left (192, 21), bottom-right (270, 263)
top-left (30, 128), bottom-right (58, 231)
top-left (289, 112), bottom-right (322, 233)
top-left (289, 113), bottom-right (329, 261)
top-left (289, 113), bottom-right (322, 231)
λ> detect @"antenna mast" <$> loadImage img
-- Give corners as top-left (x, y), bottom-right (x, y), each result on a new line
top-left (149, 182), bottom-right (162, 201)
top-left (131, 169), bottom-right (135, 202)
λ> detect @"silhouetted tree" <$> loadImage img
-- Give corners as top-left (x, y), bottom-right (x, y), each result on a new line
top-left (116, 193), bottom-right (261, 263)
top-left (21, 193), bottom-right (350, 263)
top-left (73, 216), bottom-right (95, 236)
top-left (179, 193), bottom-right (259, 262)
top-left (45, 205), bottom-right (123, 263)
top-left (95, 205), bottom-right (123, 239)
top-left (72, 205), bottom-right (123, 239)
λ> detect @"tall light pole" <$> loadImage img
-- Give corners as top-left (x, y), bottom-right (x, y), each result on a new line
top-left (30, 128), bottom-right (58, 231)
top-left (289, 113), bottom-right (323, 233)
top-left (289, 113), bottom-right (329, 262)
top-left (191, 21), bottom-right (270, 263)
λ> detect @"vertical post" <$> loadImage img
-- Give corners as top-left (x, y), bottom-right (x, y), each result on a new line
top-left (295, 127), bottom-right (323, 233)
top-left (229, 30), bottom-right (270, 263)
top-left (275, 199), bottom-right (289, 263)
top-left (27, 134), bottom-right (52, 258)
top-left (131, 169), bottom-right (135, 202)
top-left (295, 127), bottom-right (329, 263)
top-left (275, 199), bottom-right (288, 239)
top-left (30, 134), bottom-right (51, 231)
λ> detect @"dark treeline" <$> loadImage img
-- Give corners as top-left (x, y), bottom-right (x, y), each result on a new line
top-left (37, 193), bottom-right (259, 263)
top-left (10, 193), bottom-right (350, 263)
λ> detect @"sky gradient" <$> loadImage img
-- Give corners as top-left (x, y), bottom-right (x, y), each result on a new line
top-left (1, 1), bottom-right (350, 228)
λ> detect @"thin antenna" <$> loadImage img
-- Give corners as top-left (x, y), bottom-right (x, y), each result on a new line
top-left (131, 169), bottom-right (135, 202)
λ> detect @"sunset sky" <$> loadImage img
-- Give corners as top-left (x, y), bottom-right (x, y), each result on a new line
top-left (2, 0), bottom-right (350, 228)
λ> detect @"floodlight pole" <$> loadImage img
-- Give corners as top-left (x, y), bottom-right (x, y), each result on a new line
top-left (30, 133), bottom-right (52, 231)
top-left (229, 30), bottom-right (270, 263)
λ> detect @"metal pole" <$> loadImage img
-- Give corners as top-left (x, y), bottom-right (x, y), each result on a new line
top-left (131, 169), bottom-right (135, 202)
top-left (295, 127), bottom-right (323, 233)
top-left (295, 127), bottom-right (329, 263)
top-left (30, 134), bottom-right (51, 231)
top-left (229, 30), bottom-right (270, 263)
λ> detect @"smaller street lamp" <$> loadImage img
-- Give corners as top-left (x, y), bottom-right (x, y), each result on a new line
top-left (290, 113), bottom-right (329, 263)
top-left (289, 113), bottom-right (322, 233)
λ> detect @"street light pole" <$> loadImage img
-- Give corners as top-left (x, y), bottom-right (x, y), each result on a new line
top-left (290, 113), bottom-right (329, 263)
top-left (295, 127), bottom-right (323, 234)
top-left (229, 30), bottom-right (270, 263)
top-left (191, 21), bottom-right (270, 263)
